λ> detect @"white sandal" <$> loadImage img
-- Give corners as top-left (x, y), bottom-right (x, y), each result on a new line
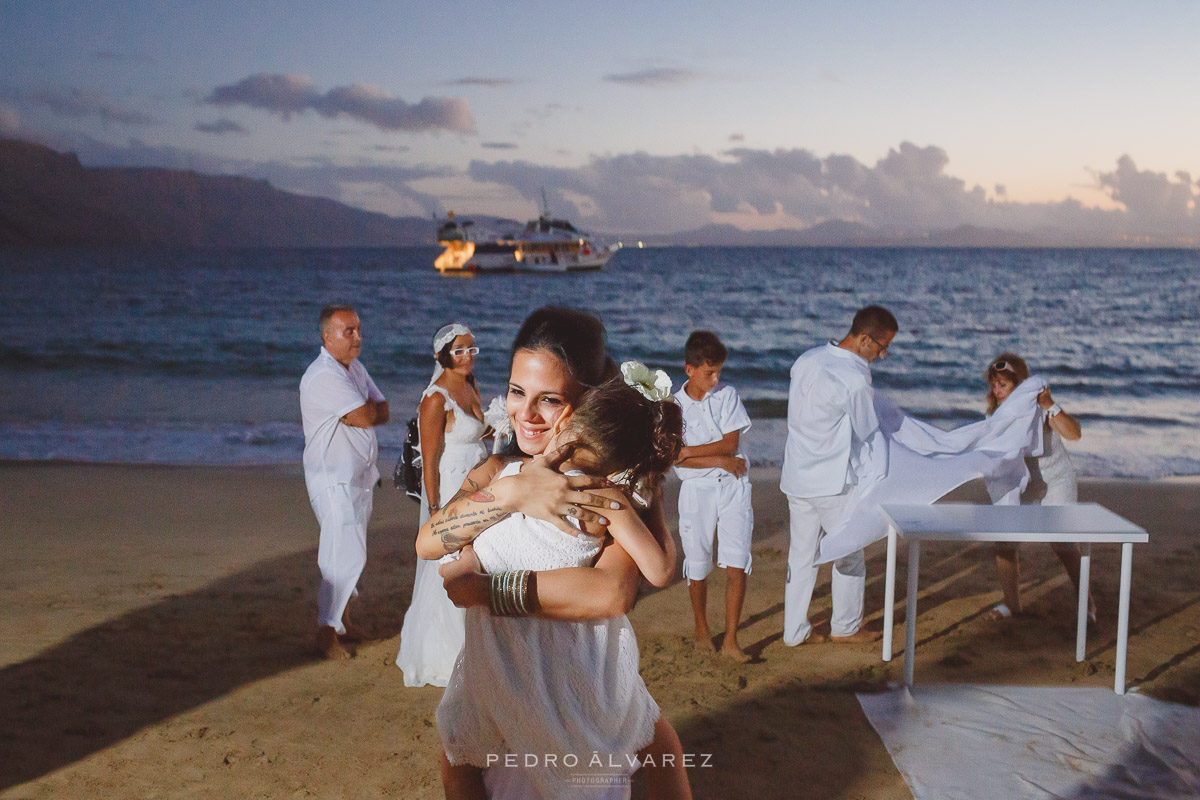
top-left (987, 602), bottom-right (1013, 620)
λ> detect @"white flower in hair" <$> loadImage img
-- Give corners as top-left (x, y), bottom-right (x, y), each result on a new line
top-left (620, 361), bottom-right (672, 402)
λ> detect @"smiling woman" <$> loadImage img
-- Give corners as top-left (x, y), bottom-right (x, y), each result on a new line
top-left (410, 306), bottom-right (691, 798)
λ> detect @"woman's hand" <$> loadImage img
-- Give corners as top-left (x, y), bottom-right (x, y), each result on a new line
top-left (439, 548), bottom-right (489, 608)
top-left (1037, 387), bottom-right (1054, 409)
top-left (503, 444), bottom-right (622, 536)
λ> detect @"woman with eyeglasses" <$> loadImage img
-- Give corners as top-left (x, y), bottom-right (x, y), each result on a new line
top-left (984, 353), bottom-right (1095, 622)
top-left (397, 323), bottom-right (489, 687)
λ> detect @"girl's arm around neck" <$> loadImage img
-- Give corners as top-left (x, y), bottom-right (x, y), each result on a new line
top-left (596, 487), bottom-right (673, 587)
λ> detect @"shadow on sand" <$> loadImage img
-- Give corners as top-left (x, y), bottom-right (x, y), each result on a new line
top-left (0, 521), bottom-right (417, 790)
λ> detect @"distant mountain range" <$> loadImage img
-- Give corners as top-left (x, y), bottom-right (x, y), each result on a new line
top-left (0, 138), bottom-right (1184, 248)
top-left (0, 138), bottom-right (432, 247)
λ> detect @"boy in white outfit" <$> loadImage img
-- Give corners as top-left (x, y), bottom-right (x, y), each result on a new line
top-left (674, 331), bottom-right (754, 661)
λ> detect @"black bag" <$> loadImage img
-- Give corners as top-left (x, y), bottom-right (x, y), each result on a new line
top-left (393, 416), bottom-right (422, 503)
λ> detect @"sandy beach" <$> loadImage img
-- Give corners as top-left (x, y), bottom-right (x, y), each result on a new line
top-left (1, 462), bottom-right (1197, 798)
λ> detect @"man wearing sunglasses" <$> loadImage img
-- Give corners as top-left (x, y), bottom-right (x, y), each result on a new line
top-left (780, 304), bottom-right (898, 645)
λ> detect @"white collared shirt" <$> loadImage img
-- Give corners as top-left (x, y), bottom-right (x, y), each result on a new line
top-left (673, 381), bottom-right (752, 481)
top-left (780, 342), bottom-right (885, 498)
top-left (300, 347), bottom-right (385, 500)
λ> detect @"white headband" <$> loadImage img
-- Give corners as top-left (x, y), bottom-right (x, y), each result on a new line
top-left (427, 323), bottom-right (473, 392)
top-left (434, 323), bottom-right (471, 354)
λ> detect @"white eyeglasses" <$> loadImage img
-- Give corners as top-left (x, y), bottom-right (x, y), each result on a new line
top-left (450, 346), bottom-right (479, 356)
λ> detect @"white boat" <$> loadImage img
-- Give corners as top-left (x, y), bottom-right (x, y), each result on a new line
top-left (434, 199), bottom-right (615, 273)
top-left (513, 215), bottom-right (615, 272)
top-left (434, 215), bottom-right (518, 273)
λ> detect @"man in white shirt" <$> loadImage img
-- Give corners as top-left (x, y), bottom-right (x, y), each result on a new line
top-left (780, 305), bottom-right (897, 645)
top-left (300, 304), bottom-right (389, 659)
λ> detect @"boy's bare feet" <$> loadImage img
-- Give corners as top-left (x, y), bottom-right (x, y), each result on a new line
top-left (830, 629), bottom-right (878, 644)
top-left (719, 643), bottom-right (752, 663)
top-left (694, 630), bottom-right (717, 654)
top-left (316, 625), bottom-right (351, 660)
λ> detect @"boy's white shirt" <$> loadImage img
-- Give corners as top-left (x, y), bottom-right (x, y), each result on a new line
top-left (673, 381), bottom-right (752, 481)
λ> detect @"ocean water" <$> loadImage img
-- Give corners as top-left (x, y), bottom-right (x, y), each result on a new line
top-left (1, 246), bottom-right (1197, 478)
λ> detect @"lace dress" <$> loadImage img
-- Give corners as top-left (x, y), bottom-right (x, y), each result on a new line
top-left (437, 461), bottom-right (660, 799)
top-left (396, 385), bottom-right (487, 688)
top-left (1023, 424), bottom-right (1078, 505)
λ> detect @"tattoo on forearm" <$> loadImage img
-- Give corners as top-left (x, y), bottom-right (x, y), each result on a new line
top-left (430, 504), bottom-right (508, 553)
top-left (469, 488), bottom-right (495, 502)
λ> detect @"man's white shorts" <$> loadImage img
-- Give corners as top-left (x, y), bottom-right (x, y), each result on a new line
top-left (678, 474), bottom-right (753, 582)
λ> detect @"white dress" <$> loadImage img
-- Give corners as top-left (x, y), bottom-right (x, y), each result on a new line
top-left (396, 385), bottom-right (487, 688)
top-left (437, 462), bottom-right (659, 800)
top-left (1023, 423), bottom-right (1078, 505)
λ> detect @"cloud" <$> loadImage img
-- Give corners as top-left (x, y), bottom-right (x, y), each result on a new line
top-left (1097, 155), bottom-right (1197, 234)
top-left (468, 143), bottom-right (1180, 241)
top-left (370, 144), bottom-right (409, 152)
top-left (728, 133), bottom-right (745, 143)
top-left (603, 68), bottom-right (705, 88)
top-left (195, 118), bottom-right (247, 135)
top-left (445, 77), bottom-right (518, 88)
top-left (28, 87), bottom-right (155, 125)
top-left (206, 73), bottom-right (475, 133)
top-left (482, 142), bottom-right (518, 150)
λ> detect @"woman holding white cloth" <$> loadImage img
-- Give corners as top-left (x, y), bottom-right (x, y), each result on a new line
top-left (983, 353), bottom-right (1094, 621)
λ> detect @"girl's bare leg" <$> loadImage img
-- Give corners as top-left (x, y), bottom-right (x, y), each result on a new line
top-left (638, 715), bottom-right (693, 799)
top-left (441, 752), bottom-right (488, 800)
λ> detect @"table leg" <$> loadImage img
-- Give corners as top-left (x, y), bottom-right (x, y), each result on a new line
top-left (1115, 542), bottom-right (1133, 695)
top-left (883, 525), bottom-right (897, 662)
top-left (904, 540), bottom-right (920, 689)
top-left (1076, 542), bottom-right (1091, 662)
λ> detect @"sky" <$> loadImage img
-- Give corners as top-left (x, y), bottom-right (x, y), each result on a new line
top-left (2, 0), bottom-right (1198, 241)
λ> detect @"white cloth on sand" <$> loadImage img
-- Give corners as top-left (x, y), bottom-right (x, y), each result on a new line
top-left (396, 384), bottom-right (487, 688)
top-left (817, 376), bottom-right (1048, 564)
top-left (437, 462), bottom-right (659, 799)
top-left (859, 685), bottom-right (1200, 799)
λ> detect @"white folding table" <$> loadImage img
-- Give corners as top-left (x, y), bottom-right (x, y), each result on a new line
top-left (879, 503), bottom-right (1148, 694)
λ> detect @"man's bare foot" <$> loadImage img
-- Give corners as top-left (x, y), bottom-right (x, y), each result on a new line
top-left (316, 626), bottom-right (351, 660)
top-left (694, 630), bottom-right (717, 654)
top-left (341, 620), bottom-right (371, 642)
top-left (829, 629), bottom-right (878, 644)
top-left (787, 632), bottom-right (830, 646)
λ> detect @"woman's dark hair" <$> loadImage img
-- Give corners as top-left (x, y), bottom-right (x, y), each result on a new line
top-left (437, 340), bottom-right (476, 388)
top-left (561, 376), bottom-right (683, 497)
top-left (511, 306), bottom-right (617, 391)
top-left (985, 352), bottom-right (1030, 415)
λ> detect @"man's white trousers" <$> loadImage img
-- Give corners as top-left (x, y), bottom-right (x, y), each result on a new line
top-left (311, 483), bottom-right (373, 633)
top-left (784, 492), bottom-right (865, 644)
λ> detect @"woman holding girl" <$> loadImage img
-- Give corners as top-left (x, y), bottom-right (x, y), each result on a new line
top-left (416, 307), bottom-right (691, 799)
top-left (983, 353), bottom-right (1095, 621)
top-left (396, 323), bottom-right (487, 687)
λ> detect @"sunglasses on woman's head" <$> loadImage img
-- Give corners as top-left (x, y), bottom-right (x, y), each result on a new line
top-left (451, 346), bottom-right (480, 356)
top-left (990, 360), bottom-right (1011, 373)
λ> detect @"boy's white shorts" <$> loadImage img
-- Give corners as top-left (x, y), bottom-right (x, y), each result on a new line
top-left (678, 474), bottom-right (753, 582)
